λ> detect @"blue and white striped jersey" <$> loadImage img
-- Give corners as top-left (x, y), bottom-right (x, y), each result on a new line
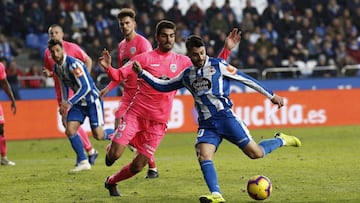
top-left (53, 54), bottom-right (100, 106)
top-left (140, 56), bottom-right (274, 121)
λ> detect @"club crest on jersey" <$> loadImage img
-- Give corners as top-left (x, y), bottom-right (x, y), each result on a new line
top-left (73, 67), bottom-right (84, 77)
top-left (130, 47), bottom-right (136, 54)
top-left (226, 65), bottom-right (237, 75)
top-left (192, 77), bottom-right (211, 95)
top-left (170, 64), bottom-right (177, 73)
top-left (209, 66), bottom-right (216, 74)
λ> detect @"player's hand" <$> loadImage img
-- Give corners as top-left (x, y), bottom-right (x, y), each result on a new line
top-left (100, 87), bottom-right (109, 98)
top-left (132, 61), bottom-right (142, 74)
top-left (270, 95), bottom-right (284, 109)
top-left (10, 101), bottom-right (16, 115)
top-left (60, 101), bottom-right (71, 116)
top-left (98, 49), bottom-right (111, 70)
top-left (42, 68), bottom-right (53, 77)
top-left (224, 28), bottom-right (241, 51)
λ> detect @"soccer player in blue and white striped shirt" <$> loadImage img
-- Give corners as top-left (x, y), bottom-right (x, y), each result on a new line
top-left (48, 39), bottom-right (114, 173)
top-left (132, 35), bottom-right (301, 203)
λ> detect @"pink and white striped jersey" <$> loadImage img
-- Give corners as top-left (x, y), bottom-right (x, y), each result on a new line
top-left (44, 41), bottom-right (89, 105)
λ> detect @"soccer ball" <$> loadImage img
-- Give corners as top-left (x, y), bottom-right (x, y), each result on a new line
top-left (247, 175), bottom-right (272, 200)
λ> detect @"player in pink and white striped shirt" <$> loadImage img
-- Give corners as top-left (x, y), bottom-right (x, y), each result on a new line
top-left (99, 20), bottom-right (240, 196)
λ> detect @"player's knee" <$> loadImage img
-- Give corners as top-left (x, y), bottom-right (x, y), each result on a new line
top-left (130, 161), bottom-right (146, 173)
top-left (246, 150), bottom-right (264, 159)
top-left (0, 125), bottom-right (4, 135)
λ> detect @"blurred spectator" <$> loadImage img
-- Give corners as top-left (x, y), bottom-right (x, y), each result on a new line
top-left (268, 46), bottom-right (283, 67)
top-left (291, 31), bottom-right (309, 61)
top-left (254, 30), bottom-right (273, 54)
top-left (94, 13), bottom-right (110, 34)
top-left (5, 60), bottom-right (22, 99)
top-left (326, 0), bottom-right (343, 23)
top-left (261, 1), bottom-right (280, 26)
top-left (237, 31), bottom-right (251, 66)
top-left (240, 12), bottom-right (255, 33)
top-left (240, 43), bottom-right (261, 68)
top-left (249, 26), bottom-right (261, 44)
top-left (275, 10), bottom-right (296, 38)
top-left (173, 30), bottom-right (186, 55)
top-left (346, 37), bottom-right (360, 63)
top-left (220, 0), bottom-right (237, 21)
top-left (185, 2), bottom-right (204, 31)
top-left (282, 54), bottom-right (300, 79)
top-left (209, 11), bottom-right (229, 38)
top-left (298, 17), bottom-right (315, 43)
top-left (11, 3), bottom-right (28, 38)
top-left (83, 2), bottom-right (96, 25)
top-left (26, 1), bottom-right (45, 34)
top-left (83, 24), bottom-right (98, 45)
top-left (262, 21), bottom-right (279, 44)
top-left (313, 2), bottom-right (330, 26)
top-left (306, 32), bottom-right (323, 60)
top-left (242, 0), bottom-right (259, 20)
top-left (204, 1), bottom-right (220, 27)
top-left (312, 54), bottom-right (336, 78)
top-left (69, 3), bottom-right (88, 31)
top-left (304, 8), bottom-right (317, 28)
top-left (24, 64), bottom-right (44, 88)
top-left (0, 34), bottom-right (18, 63)
top-left (226, 12), bottom-right (238, 31)
top-left (166, 1), bottom-right (184, 24)
top-left (43, 3), bottom-right (59, 30)
top-left (244, 55), bottom-right (261, 70)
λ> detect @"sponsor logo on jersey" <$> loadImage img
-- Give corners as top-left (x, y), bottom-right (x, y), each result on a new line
top-left (192, 77), bottom-right (211, 94)
top-left (226, 65), bottom-right (237, 75)
top-left (73, 67), bottom-right (84, 77)
top-left (150, 64), bottom-right (160, 67)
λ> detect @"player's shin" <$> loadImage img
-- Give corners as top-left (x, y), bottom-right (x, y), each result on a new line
top-left (258, 138), bottom-right (283, 156)
top-left (200, 160), bottom-right (222, 194)
top-left (68, 134), bottom-right (87, 162)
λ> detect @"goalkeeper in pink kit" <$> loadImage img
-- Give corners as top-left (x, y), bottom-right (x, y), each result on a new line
top-left (43, 24), bottom-right (98, 166)
top-left (98, 20), bottom-right (240, 196)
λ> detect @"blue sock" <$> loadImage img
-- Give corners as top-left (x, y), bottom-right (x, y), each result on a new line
top-left (69, 134), bottom-right (87, 162)
top-left (200, 160), bottom-right (221, 194)
top-left (103, 128), bottom-right (115, 140)
top-left (258, 138), bottom-right (283, 157)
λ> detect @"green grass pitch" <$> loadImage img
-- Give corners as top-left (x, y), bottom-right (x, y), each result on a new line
top-left (0, 126), bottom-right (359, 203)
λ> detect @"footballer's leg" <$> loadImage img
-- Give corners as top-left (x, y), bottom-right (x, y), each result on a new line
top-left (145, 155), bottom-right (159, 178)
top-left (0, 123), bottom-right (15, 166)
top-left (66, 121), bottom-right (91, 172)
top-left (77, 126), bottom-right (98, 165)
top-left (274, 132), bottom-right (302, 147)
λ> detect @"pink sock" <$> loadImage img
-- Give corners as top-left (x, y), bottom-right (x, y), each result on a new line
top-left (0, 136), bottom-right (6, 157)
top-left (148, 156), bottom-right (156, 169)
top-left (77, 126), bottom-right (92, 152)
top-left (108, 163), bottom-right (137, 184)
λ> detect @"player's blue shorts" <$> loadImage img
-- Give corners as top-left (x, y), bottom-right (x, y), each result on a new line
top-left (195, 109), bottom-right (252, 149)
top-left (67, 98), bottom-right (105, 129)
